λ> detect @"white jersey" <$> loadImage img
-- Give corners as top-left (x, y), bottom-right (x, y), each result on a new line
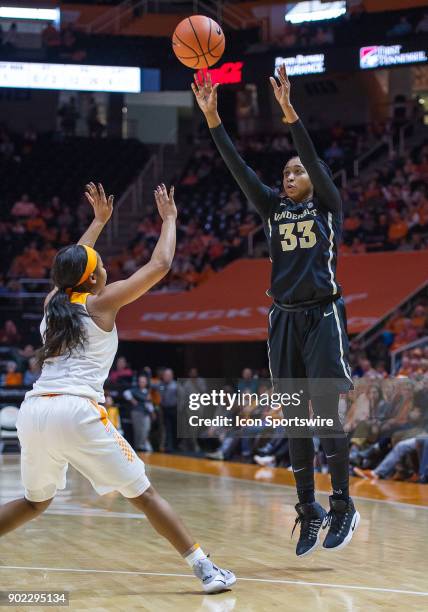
top-left (26, 292), bottom-right (118, 403)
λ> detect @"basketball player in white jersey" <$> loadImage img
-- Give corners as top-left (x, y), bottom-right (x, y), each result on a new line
top-left (0, 183), bottom-right (235, 594)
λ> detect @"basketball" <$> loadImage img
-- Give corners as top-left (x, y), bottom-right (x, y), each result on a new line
top-left (172, 15), bottom-right (225, 69)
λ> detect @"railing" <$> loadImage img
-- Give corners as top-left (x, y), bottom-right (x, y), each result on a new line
top-left (107, 153), bottom-right (160, 246)
top-left (85, 0), bottom-right (262, 34)
top-left (247, 224), bottom-right (264, 257)
top-left (353, 135), bottom-right (393, 178)
top-left (390, 336), bottom-right (428, 375)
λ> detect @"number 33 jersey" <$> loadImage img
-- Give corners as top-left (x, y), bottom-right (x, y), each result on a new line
top-left (264, 197), bottom-right (342, 306)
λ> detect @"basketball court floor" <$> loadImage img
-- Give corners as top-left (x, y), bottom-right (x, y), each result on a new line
top-left (1, 452), bottom-right (427, 611)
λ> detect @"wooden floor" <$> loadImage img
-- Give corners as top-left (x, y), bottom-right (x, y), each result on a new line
top-left (1, 452), bottom-right (428, 611)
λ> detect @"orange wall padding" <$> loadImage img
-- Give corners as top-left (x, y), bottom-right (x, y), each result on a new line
top-left (116, 251), bottom-right (428, 342)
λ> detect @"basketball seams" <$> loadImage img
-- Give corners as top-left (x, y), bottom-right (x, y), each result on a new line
top-left (206, 38), bottom-right (225, 58)
top-left (187, 16), bottom-right (210, 68)
top-left (172, 16), bottom-right (225, 69)
top-left (207, 18), bottom-right (212, 55)
top-left (173, 32), bottom-right (200, 55)
top-left (175, 38), bottom-right (224, 60)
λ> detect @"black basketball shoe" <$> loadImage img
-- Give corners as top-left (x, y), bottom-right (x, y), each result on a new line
top-left (292, 502), bottom-right (327, 557)
top-left (322, 496), bottom-right (360, 551)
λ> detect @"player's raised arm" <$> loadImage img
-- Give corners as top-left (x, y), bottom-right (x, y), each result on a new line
top-left (79, 182), bottom-right (114, 247)
top-left (270, 64), bottom-right (341, 214)
top-left (44, 182), bottom-right (114, 309)
top-left (94, 184), bottom-right (176, 311)
top-left (192, 71), bottom-right (275, 220)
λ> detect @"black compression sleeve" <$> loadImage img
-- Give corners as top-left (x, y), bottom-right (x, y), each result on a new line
top-left (288, 120), bottom-right (342, 214)
top-left (210, 123), bottom-right (275, 220)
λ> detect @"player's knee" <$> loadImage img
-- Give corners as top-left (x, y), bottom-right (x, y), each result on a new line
top-left (126, 485), bottom-right (157, 509)
top-left (25, 497), bottom-right (54, 514)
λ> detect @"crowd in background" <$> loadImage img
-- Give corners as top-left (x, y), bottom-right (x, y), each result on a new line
top-left (101, 128), bottom-right (428, 290)
top-left (0, 123), bottom-right (427, 294)
top-left (268, 8), bottom-right (428, 51)
top-left (1, 351), bottom-right (426, 484)
top-left (0, 20), bottom-right (86, 63)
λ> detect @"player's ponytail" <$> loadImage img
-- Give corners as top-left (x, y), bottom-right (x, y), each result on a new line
top-left (36, 245), bottom-right (94, 367)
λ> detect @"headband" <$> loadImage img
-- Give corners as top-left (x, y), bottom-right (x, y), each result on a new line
top-left (76, 245), bottom-right (98, 287)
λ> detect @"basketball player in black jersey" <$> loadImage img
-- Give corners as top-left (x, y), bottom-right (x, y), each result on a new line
top-left (192, 64), bottom-right (360, 557)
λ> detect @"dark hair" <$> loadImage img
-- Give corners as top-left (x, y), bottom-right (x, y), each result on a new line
top-left (285, 155), bottom-right (333, 178)
top-left (36, 245), bottom-right (94, 367)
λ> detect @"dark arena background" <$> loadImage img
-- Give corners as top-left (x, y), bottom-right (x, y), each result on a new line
top-left (0, 0), bottom-right (428, 609)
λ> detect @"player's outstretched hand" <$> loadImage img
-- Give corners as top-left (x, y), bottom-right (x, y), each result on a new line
top-left (270, 63), bottom-right (291, 110)
top-left (85, 182), bottom-right (114, 224)
top-left (154, 184), bottom-right (177, 221)
top-left (191, 70), bottom-right (219, 117)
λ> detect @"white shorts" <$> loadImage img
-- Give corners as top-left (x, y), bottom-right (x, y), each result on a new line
top-left (16, 394), bottom-right (151, 502)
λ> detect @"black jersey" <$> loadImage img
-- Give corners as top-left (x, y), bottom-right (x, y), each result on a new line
top-left (210, 120), bottom-right (343, 307)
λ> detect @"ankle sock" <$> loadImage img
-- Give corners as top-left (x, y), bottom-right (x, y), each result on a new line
top-left (183, 543), bottom-right (207, 567)
top-left (332, 488), bottom-right (349, 502)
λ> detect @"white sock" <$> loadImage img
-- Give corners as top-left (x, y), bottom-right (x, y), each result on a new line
top-left (184, 544), bottom-right (208, 567)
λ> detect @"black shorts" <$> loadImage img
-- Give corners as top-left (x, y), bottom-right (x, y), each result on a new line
top-left (267, 297), bottom-right (353, 396)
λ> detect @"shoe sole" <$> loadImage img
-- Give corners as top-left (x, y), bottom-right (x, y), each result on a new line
top-left (297, 517), bottom-right (326, 558)
top-left (203, 573), bottom-right (237, 594)
top-left (322, 511), bottom-right (361, 552)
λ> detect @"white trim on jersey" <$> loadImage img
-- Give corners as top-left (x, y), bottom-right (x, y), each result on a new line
top-left (267, 218), bottom-right (272, 238)
top-left (327, 212), bottom-right (338, 295)
top-left (332, 301), bottom-right (353, 385)
top-left (267, 306), bottom-right (274, 383)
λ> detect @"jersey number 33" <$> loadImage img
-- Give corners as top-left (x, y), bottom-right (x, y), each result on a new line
top-left (279, 220), bottom-right (317, 251)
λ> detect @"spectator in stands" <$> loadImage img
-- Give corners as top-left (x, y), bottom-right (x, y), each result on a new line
top-left (3, 22), bottom-right (18, 51)
top-left (324, 141), bottom-right (344, 164)
top-left (124, 375), bottom-right (154, 452)
top-left (159, 368), bottom-right (178, 453)
top-left (58, 97), bottom-right (79, 136)
top-left (391, 318), bottom-right (419, 350)
top-left (23, 357), bottom-right (41, 386)
top-left (42, 21), bottom-right (60, 57)
top-left (387, 16), bottom-right (412, 37)
top-left (415, 13), bottom-right (428, 34)
top-left (179, 368), bottom-right (208, 452)
top-left (237, 368), bottom-right (258, 393)
top-left (380, 381), bottom-right (415, 434)
top-left (86, 97), bottom-right (104, 138)
top-left (105, 393), bottom-right (121, 430)
top-left (2, 361), bottom-right (23, 386)
top-left (388, 210), bottom-right (409, 245)
top-left (352, 357), bottom-right (380, 379)
top-left (356, 405), bottom-right (427, 481)
top-left (13, 344), bottom-right (35, 373)
top-left (11, 194), bottom-right (38, 218)
top-left (0, 320), bottom-right (21, 345)
top-left (109, 356), bottom-right (134, 384)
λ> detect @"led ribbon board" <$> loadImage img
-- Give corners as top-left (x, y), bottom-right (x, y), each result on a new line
top-left (360, 45), bottom-right (428, 69)
top-left (0, 62), bottom-right (141, 93)
top-left (275, 54), bottom-right (326, 76)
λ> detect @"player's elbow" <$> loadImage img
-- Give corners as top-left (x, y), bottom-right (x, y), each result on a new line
top-left (150, 257), bottom-right (172, 276)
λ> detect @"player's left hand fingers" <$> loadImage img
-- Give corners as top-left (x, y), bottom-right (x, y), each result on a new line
top-left (281, 63), bottom-right (290, 85)
top-left (193, 73), bottom-right (202, 93)
top-left (85, 192), bottom-right (95, 206)
top-left (98, 183), bottom-right (106, 202)
top-left (269, 76), bottom-right (280, 93)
